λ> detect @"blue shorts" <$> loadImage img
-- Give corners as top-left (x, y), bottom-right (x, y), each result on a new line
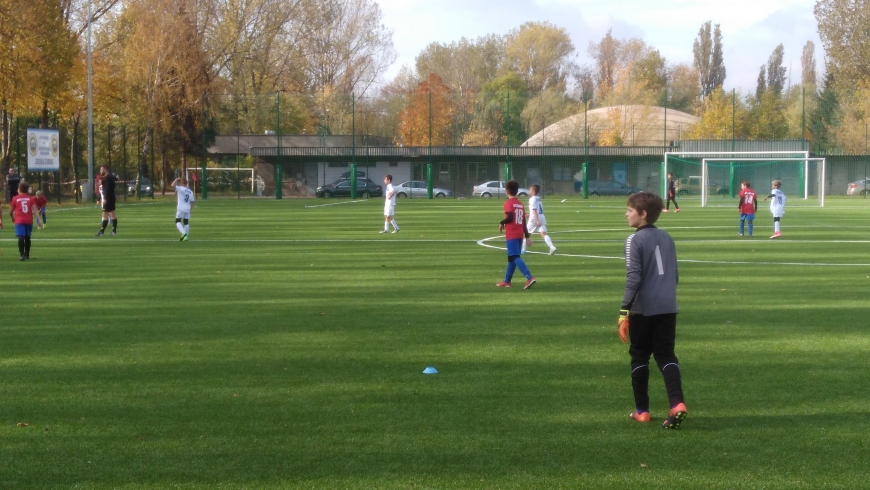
top-left (15, 224), bottom-right (33, 237)
top-left (740, 213), bottom-right (755, 222)
top-left (506, 238), bottom-right (524, 257)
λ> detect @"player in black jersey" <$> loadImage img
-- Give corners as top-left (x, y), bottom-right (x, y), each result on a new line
top-left (664, 172), bottom-right (680, 212)
top-left (95, 165), bottom-right (118, 236)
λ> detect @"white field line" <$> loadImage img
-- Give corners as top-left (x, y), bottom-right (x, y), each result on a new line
top-left (476, 235), bottom-right (870, 267)
top-left (303, 199), bottom-right (369, 208)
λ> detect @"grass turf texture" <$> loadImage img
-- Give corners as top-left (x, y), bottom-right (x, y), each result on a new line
top-left (2, 196), bottom-right (869, 489)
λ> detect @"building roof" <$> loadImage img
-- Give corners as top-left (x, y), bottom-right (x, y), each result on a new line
top-left (522, 105), bottom-right (700, 147)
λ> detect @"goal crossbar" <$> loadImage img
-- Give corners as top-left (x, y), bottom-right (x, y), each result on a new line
top-left (699, 157), bottom-right (826, 207)
top-left (186, 167), bottom-right (256, 192)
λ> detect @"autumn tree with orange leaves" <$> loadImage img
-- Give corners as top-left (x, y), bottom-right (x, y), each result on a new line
top-left (399, 74), bottom-right (455, 146)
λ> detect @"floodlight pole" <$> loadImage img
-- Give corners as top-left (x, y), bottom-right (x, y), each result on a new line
top-left (86, 0), bottom-right (94, 202)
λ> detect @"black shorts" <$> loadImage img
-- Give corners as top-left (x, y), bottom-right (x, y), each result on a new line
top-left (102, 198), bottom-right (116, 212)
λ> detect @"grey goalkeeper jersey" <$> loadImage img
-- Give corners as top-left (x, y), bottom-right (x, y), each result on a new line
top-left (622, 225), bottom-right (679, 315)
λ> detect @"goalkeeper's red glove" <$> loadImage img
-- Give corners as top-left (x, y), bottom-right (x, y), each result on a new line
top-left (617, 309), bottom-right (630, 343)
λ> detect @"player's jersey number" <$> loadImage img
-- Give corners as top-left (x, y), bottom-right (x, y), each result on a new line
top-left (743, 193), bottom-right (755, 205)
top-left (514, 208), bottom-right (525, 224)
top-left (21, 202), bottom-right (29, 213)
top-left (184, 194), bottom-right (191, 203)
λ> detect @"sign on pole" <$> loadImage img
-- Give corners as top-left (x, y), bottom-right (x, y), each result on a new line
top-left (27, 129), bottom-right (61, 172)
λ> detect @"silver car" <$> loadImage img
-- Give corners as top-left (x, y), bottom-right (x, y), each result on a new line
top-left (472, 181), bottom-right (530, 198)
top-left (394, 181), bottom-right (453, 198)
top-left (847, 178), bottom-right (869, 196)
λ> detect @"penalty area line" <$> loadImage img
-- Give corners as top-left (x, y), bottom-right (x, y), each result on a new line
top-left (476, 235), bottom-right (870, 267)
top-left (304, 199), bottom-right (368, 209)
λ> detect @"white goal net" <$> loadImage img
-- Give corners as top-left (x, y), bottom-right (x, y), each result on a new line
top-left (664, 152), bottom-right (826, 207)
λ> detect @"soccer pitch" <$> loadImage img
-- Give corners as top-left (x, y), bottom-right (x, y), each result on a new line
top-left (3, 196), bottom-right (869, 488)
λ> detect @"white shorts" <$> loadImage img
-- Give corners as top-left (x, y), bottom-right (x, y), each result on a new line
top-left (176, 210), bottom-right (191, 220)
top-left (527, 218), bottom-right (547, 233)
top-left (384, 204), bottom-right (395, 217)
top-left (771, 211), bottom-right (784, 218)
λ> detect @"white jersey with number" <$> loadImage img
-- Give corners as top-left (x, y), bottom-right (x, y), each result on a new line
top-left (176, 185), bottom-right (194, 213)
top-left (384, 183), bottom-right (396, 215)
top-left (769, 188), bottom-right (786, 217)
top-left (527, 195), bottom-right (547, 232)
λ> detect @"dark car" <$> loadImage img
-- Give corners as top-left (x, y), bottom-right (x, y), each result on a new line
top-left (582, 180), bottom-right (644, 196)
top-left (316, 178), bottom-right (383, 198)
top-left (340, 170), bottom-right (367, 179)
top-left (127, 177), bottom-right (154, 197)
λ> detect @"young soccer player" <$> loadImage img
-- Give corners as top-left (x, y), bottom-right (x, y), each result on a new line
top-left (763, 180), bottom-right (786, 239)
top-left (380, 174), bottom-right (400, 234)
top-left (9, 181), bottom-right (36, 260)
top-left (95, 165), bottom-right (118, 236)
top-left (737, 180), bottom-right (757, 237)
top-left (521, 184), bottom-right (557, 255)
top-left (663, 172), bottom-right (680, 212)
top-left (496, 180), bottom-right (536, 289)
top-left (619, 191), bottom-right (686, 428)
top-left (171, 177), bottom-right (194, 241)
top-left (33, 190), bottom-right (47, 228)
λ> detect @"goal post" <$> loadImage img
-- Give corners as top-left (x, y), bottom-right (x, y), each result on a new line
top-left (700, 157), bottom-right (826, 207)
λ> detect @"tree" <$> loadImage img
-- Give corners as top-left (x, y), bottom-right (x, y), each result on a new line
top-left (808, 71), bottom-right (839, 153)
top-left (415, 35), bottom-right (504, 96)
top-left (756, 65), bottom-right (766, 100)
top-left (684, 88), bottom-right (747, 139)
top-left (398, 74), bottom-right (454, 146)
top-left (466, 74), bottom-right (527, 146)
top-left (297, 0), bottom-right (396, 95)
top-left (668, 63), bottom-right (700, 113)
top-left (815, 0), bottom-right (870, 90)
top-left (745, 90), bottom-right (788, 139)
top-left (692, 21), bottom-right (726, 99)
top-left (502, 21), bottom-right (575, 94)
top-left (588, 29), bottom-right (619, 101)
top-left (801, 41), bottom-right (818, 87)
top-left (766, 44), bottom-right (787, 96)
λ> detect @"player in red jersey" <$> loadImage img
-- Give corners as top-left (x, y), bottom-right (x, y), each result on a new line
top-left (496, 180), bottom-right (536, 289)
top-left (9, 181), bottom-right (36, 260)
top-left (33, 190), bottom-right (48, 228)
top-left (737, 180), bottom-right (758, 237)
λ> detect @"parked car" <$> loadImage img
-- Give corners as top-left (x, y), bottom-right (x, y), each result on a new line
top-left (472, 181), bottom-right (530, 198)
top-left (847, 178), bottom-right (870, 195)
top-left (581, 180), bottom-right (644, 197)
top-left (394, 180), bottom-right (453, 198)
top-left (315, 178), bottom-right (382, 198)
top-left (340, 170), bottom-right (367, 179)
top-left (127, 177), bottom-right (154, 197)
top-left (676, 176), bottom-right (729, 196)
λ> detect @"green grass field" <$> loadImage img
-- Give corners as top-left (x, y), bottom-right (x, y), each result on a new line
top-left (2, 195), bottom-right (869, 489)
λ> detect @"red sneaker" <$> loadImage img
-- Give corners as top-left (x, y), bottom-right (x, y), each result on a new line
top-left (662, 402), bottom-right (687, 429)
top-left (770, 232), bottom-right (781, 239)
top-left (662, 209), bottom-right (669, 212)
top-left (495, 281), bottom-right (511, 288)
top-left (523, 277), bottom-right (536, 289)
top-left (630, 411), bottom-right (651, 423)
top-left (674, 208), bottom-right (680, 212)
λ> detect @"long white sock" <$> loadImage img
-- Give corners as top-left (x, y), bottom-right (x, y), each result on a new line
top-left (384, 222), bottom-right (390, 231)
top-left (176, 222), bottom-right (185, 234)
top-left (184, 224), bottom-right (190, 235)
top-left (391, 219), bottom-right (399, 230)
top-left (544, 235), bottom-right (555, 249)
top-left (774, 222), bottom-right (780, 233)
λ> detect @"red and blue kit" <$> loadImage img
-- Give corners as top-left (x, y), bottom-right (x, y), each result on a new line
top-left (11, 194), bottom-right (34, 225)
top-left (738, 187), bottom-right (757, 215)
top-left (503, 198), bottom-right (527, 240)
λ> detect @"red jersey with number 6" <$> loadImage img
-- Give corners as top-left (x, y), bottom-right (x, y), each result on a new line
top-left (739, 187), bottom-right (757, 214)
top-left (503, 197), bottom-right (526, 240)
top-left (11, 194), bottom-right (34, 225)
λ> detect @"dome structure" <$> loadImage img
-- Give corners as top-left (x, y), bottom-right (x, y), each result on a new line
top-left (522, 105), bottom-right (699, 147)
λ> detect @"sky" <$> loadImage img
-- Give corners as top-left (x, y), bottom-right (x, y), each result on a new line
top-left (376, 0), bottom-right (823, 93)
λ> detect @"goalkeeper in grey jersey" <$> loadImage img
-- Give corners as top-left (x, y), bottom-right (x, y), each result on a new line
top-left (618, 191), bottom-right (687, 429)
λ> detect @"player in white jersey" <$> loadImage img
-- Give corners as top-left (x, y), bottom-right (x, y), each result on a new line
top-left (763, 180), bottom-right (786, 239)
top-left (380, 174), bottom-right (400, 234)
top-left (522, 184), bottom-right (557, 255)
top-left (171, 177), bottom-right (194, 241)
